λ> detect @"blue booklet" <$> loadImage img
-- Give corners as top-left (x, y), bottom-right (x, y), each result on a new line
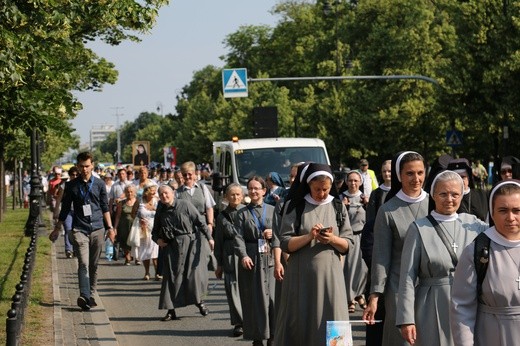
top-left (326, 321), bottom-right (353, 346)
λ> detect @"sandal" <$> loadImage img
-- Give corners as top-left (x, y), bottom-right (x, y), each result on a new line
top-left (348, 301), bottom-right (356, 313)
top-left (356, 295), bottom-right (367, 309)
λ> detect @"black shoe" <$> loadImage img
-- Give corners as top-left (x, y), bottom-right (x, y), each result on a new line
top-left (77, 296), bottom-right (91, 311)
top-left (196, 302), bottom-right (209, 316)
top-left (252, 341), bottom-right (264, 346)
top-left (66, 251), bottom-right (73, 259)
top-left (232, 325), bottom-right (243, 337)
top-left (89, 297), bottom-right (97, 307)
top-left (161, 309), bottom-right (177, 321)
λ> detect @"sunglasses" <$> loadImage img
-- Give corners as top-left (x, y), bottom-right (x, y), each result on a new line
top-left (501, 168), bottom-right (513, 174)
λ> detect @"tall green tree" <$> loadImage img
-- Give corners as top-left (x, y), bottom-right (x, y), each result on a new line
top-left (96, 0), bottom-right (520, 170)
top-left (0, 0), bottom-right (169, 161)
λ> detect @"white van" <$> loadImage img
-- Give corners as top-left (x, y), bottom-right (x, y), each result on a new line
top-left (212, 137), bottom-right (330, 209)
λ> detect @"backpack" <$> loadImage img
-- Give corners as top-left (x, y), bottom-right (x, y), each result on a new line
top-left (293, 198), bottom-right (345, 235)
top-left (473, 232), bottom-right (491, 299)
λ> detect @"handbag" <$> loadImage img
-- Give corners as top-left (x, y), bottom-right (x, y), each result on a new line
top-left (127, 217), bottom-right (141, 247)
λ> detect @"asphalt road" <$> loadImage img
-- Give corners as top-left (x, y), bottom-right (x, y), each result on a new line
top-left (97, 258), bottom-right (366, 346)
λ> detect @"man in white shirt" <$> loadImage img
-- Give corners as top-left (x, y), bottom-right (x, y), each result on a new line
top-left (109, 168), bottom-right (132, 218)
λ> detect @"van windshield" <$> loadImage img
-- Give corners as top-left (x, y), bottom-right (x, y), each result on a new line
top-left (235, 147), bottom-right (328, 186)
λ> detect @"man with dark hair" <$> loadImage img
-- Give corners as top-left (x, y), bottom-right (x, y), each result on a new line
top-left (49, 152), bottom-right (114, 311)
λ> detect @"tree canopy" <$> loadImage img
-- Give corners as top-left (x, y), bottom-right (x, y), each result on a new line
top-left (5, 0), bottom-right (520, 173)
top-left (0, 0), bottom-right (169, 169)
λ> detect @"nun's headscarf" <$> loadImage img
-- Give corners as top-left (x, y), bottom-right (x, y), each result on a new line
top-left (284, 162), bottom-right (312, 202)
top-left (285, 162), bottom-right (338, 214)
top-left (488, 180), bottom-right (520, 227)
top-left (338, 170), bottom-right (364, 196)
top-left (447, 158), bottom-right (474, 189)
top-left (386, 151), bottom-right (425, 203)
top-left (430, 170), bottom-right (464, 196)
top-left (268, 171), bottom-right (285, 188)
top-left (303, 163), bottom-right (334, 184)
top-left (424, 154), bottom-right (453, 193)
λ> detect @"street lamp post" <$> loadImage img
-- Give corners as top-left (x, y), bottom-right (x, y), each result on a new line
top-left (24, 128), bottom-right (42, 236)
top-left (112, 107), bottom-right (124, 163)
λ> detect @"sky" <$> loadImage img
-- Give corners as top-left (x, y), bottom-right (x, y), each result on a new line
top-left (73, 0), bottom-right (281, 145)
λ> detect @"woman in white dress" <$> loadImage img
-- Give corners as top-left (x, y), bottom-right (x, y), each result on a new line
top-left (137, 183), bottom-right (159, 280)
top-left (397, 170), bottom-right (487, 345)
top-left (450, 180), bottom-right (520, 346)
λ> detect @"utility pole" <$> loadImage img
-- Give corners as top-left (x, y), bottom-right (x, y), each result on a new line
top-left (112, 107), bottom-right (124, 163)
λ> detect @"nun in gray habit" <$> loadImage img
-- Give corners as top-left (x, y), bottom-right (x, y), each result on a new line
top-left (151, 185), bottom-right (214, 321)
top-left (362, 151), bottom-right (429, 346)
top-left (274, 163), bottom-right (353, 346)
top-left (397, 170), bottom-right (487, 345)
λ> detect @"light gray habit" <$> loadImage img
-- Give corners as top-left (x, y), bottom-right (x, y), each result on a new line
top-left (342, 194), bottom-right (368, 302)
top-left (151, 199), bottom-right (212, 309)
top-left (213, 204), bottom-right (244, 326)
top-left (274, 200), bottom-right (353, 346)
top-left (234, 202), bottom-right (276, 341)
top-left (176, 184), bottom-right (214, 290)
top-left (397, 213), bottom-right (487, 345)
top-left (451, 227), bottom-right (520, 346)
top-left (371, 193), bottom-right (429, 346)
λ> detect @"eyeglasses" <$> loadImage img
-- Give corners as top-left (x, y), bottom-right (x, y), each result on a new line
top-left (501, 169), bottom-right (513, 174)
top-left (437, 192), bottom-right (461, 199)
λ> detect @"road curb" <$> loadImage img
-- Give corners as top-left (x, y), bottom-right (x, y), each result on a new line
top-left (51, 235), bottom-right (119, 345)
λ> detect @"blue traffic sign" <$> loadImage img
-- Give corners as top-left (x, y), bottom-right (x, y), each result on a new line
top-left (222, 68), bottom-right (248, 98)
top-left (446, 130), bottom-right (463, 147)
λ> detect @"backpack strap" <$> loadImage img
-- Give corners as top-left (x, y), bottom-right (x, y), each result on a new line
top-left (332, 198), bottom-right (345, 229)
top-left (474, 232), bottom-right (491, 299)
top-left (220, 210), bottom-right (233, 224)
top-left (427, 215), bottom-right (458, 268)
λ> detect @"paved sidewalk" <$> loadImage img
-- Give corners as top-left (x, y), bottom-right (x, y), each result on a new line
top-left (51, 232), bottom-right (118, 346)
top-left (49, 229), bottom-right (367, 345)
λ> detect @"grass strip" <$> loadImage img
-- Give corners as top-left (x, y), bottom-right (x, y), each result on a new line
top-left (0, 206), bottom-right (54, 344)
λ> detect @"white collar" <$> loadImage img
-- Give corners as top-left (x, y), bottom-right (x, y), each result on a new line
top-left (304, 193), bottom-right (334, 206)
top-left (396, 189), bottom-right (427, 203)
top-left (430, 210), bottom-right (458, 222)
top-left (464, 187), bottom-right (470, 195)
top-left (379, 184), bottom-right (391, 191)
top-left (485, 226), bottom-right (520, 248)
top-left (343, 190), bottom-right (362, 198)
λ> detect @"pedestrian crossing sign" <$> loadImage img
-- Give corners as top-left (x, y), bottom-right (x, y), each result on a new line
top-left (222, 68), bottom-right (248, 98)
top-left (446, 130), bottom-right (463, 147)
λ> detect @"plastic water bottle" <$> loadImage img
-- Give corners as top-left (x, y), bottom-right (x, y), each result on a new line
top-left (105, 238), bottom-right (114, 261)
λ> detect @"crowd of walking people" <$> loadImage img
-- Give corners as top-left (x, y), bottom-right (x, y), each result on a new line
top-left (47, 150), bottom-right (520, 346)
